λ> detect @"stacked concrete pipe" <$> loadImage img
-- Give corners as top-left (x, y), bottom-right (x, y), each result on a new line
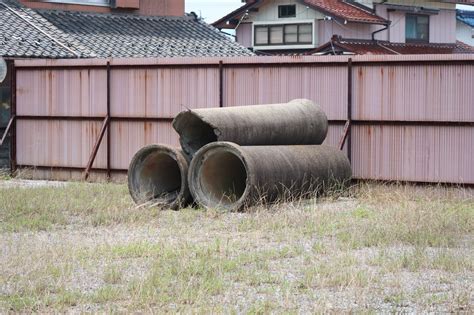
top-left (172, 99), bottom-right (328, 160)
top-left (128, 99), bottom-right (352, 211)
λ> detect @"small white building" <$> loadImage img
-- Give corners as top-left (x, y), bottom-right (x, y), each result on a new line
top-left (457, 10), bottom-right (474, 46)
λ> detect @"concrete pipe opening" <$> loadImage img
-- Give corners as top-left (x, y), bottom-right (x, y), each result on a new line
top-left (173, 112), bottom-right (217, 159)
top-left (190, 144), bottom-right (248, 210)
top-left (128, 145), bottom-right (190, 209)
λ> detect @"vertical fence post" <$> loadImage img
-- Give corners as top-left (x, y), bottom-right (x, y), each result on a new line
top-left (219, 60), bottom-right (224, 108)
top-left (106, 61), bottom-right (111, 180)
top-left (10, 60), bottom-right (17, 176)
top-left (347, 58), bottom-right (353, 164)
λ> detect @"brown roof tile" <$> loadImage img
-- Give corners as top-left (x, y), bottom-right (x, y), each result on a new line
top-left (303, 0), bottom-right (388, 24)
top-left (313, 38), bottom-right (474, 55)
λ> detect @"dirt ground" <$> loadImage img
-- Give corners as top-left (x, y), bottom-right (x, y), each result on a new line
top-left (0, 179), bottom-right (473, 313)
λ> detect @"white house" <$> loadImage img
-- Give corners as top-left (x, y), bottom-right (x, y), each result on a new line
top-left (213, 0), bottom-right (474, 55)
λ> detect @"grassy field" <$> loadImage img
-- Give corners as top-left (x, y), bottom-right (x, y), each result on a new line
top-left (0, 179), bottom-right (473, 313)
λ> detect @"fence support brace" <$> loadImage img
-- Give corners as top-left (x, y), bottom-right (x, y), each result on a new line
top-left (338, 120), bottom-right (351, 151)
top-left (0, 115), bottom-right (15, 146)
top-left (83, 116), bottom-right (110, 181)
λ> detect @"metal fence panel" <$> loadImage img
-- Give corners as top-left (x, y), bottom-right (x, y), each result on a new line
top-left (12, 55), bottom-right (474, 184)
top-left (353, 64), bottom-right (474, 122)
top-left (110, 67), bottom-right (220, 118)
top-left (223, 66), bottom-right (348, 120)
top-left (16, 69), bottom-right (107, 117)
top-left (16, 120), bottom-right (108, 168)
top-left (352, 125), bottom-right (474, 184)
top-left (109, 121), bottom-right (179, 170)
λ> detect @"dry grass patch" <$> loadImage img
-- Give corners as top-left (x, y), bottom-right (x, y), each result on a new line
top-left (0, 181), bottom-right (473, 312)
top-left (0, 182), bottom-right (155, 232)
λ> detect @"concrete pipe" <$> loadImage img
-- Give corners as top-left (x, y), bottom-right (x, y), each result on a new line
top-left (128, 144), bottom-right (191, 210)
top-left (189, 142), bottom-right (352, 211)
top-left (173, 99), bottom-right (328, 160)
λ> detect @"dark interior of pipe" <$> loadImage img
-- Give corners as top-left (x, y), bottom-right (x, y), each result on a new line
top-left (199, 151), bottom-right (247, 206)
top-left (178, 113), bottom-right (217, 157)
top-left (134, 152), bottom-right (181, 203)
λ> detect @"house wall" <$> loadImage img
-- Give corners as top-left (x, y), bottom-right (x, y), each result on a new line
top-left (231, 0), bottom-right (459, 49)
top-left (236, 23), bottom-right (253, 48)
top-left (243, 0), bottom-right (324, 50)
top-left (245, 0), bottom-right (323, 22)
top-left (318, 21), bottom-right (373, 44)
top-left (387, 10), bottom-right (405, 43)
top-left (430, 10), bottom-right (456, 43)
top-left (20, 0), bottom-right (184, 16)
top-left (375, 2), bottom-right (457, 43)
top-left (457, 21), bottom-right (474, 46)
top-left (12, 55), bottom-right (474, 184)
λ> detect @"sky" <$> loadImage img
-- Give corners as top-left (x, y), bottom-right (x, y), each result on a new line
top-left (185, 0), bottom-right (243, 24)
top-left (185, 0), bottom-right (474, 25)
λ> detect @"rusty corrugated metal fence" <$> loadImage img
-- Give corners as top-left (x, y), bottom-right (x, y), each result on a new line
top-left (8, 54), bottom-right (474, 184)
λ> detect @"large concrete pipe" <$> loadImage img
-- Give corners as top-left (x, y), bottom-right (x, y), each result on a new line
top-left (172, 99), bottom-right (328, 160)
top-left (128, 144), bottom-right (191, 210)
top-left (188, 142), bottom-right (352, 211)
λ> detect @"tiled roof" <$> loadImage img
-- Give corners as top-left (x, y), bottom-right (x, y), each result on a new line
top-left (313, 38), bottom-right (474, 55)
top-left (303, 0), bottom-right (388, 24)
top-left (0, 0), bottom-right (90, 58)
top-left (213, 0), bottom-right (387, 29)
top-left (0, 0), bottom-right (254, 59)
top-left (457, 10), bottom-right (474, 27)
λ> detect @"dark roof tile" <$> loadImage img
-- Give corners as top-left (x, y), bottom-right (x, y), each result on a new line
top-left (0, 0), bottom-right (253, 58)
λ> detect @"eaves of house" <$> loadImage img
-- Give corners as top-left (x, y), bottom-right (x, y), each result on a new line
top-left (0, 0), bottom-right (254, 59)
top-left (213, 0), bottom-right (389, 29)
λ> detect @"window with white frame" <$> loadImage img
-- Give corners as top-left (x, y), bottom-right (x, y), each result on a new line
top-left (39, 0), bottom-right (111, 6)
top-left (254, 23), bottom-right (312, 46)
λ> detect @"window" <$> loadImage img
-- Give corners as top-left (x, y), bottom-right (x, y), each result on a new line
top-left (405, 14), bottom-right (429, 42)
top-left (39, 0), bottom-right (111, 6)
top-left (278, 5), bottom-right (296, 18)
top-left (254, 24), bottom-right (313, 46)
top-left (255, 27), bottom-right (269, 45)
